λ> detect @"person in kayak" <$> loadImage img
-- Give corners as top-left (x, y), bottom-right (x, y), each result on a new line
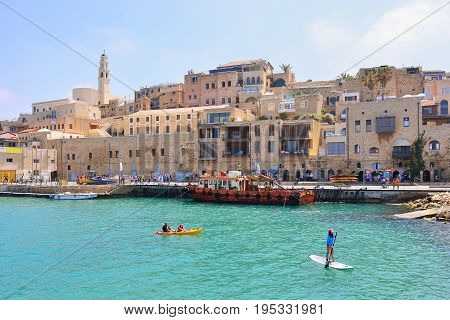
top-left (177, 224), bottom-right (184, 232)
top-left (162, 223), bottom-right (174, 232)
top-left (325, 228), bottom-right (336, 267)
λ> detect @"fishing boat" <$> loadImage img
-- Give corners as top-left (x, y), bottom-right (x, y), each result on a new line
top-left (50, 192), bottom-right (98, 200)
top-left (190, 171), bottom-right (314, 205)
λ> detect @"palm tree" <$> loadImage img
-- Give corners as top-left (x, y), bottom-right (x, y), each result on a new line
top-left (279, 64), bottom-right (292, 73)
top-left (362, 71), bottom-right (377, 101)
top-left (375, 67), bottom-right (393, 100)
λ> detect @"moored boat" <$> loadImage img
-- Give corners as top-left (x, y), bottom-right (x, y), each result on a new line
top-left (50, 192), bottom-right (98, 200)
top-left (329, 175), bottom-right (358, 183)
top-left (190, 171), bottom-right (314, 205)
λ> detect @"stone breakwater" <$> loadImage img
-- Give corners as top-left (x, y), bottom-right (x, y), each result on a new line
top-left (403, 193), bottom-right (450, 222)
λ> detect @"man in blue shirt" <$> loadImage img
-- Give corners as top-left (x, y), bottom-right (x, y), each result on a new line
top-left (325, 229), bottom-right (336, 268)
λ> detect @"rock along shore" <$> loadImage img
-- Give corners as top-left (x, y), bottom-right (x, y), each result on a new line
top-left (400, 193), bottom-right (450, 222)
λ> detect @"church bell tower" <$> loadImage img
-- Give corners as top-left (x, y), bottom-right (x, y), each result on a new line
top-left (98, 51), bottom-right (111, 104)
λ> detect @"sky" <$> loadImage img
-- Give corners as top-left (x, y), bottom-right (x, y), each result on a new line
top-left (0, 0), bottom-right (449, 120)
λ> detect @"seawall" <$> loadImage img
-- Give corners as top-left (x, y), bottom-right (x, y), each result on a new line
top-left (0, 183), bottom-right (445, 203)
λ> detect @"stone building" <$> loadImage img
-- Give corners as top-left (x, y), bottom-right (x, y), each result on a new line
top-left (0, 133), bottom-right (57, 182)
top-left (135, 83), bottom-right (184, 111)
top-left (422, 77), bottom-right (449, 125)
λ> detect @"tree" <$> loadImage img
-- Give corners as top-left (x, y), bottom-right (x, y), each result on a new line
top-left (279, 64), bottom-right (292, 73)
top-left (258, 115), bottom-right (268, 120)
top-left (362, 71), bottom-right (377, 101)
top-left (410, 133), bottom-right (425, 180)
top-left (339, 72), bottom-right (353, 79)
top-left (278, 112), bottom-right (289, 120)
top-left (375, 67), bottom-right (393, 100)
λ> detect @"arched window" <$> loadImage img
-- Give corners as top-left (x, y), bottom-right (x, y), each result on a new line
top-left (440, 100), bottom-right (448, 115)
top-left (354, 144), bottom-right (360, 154)
top-left (340, 128), bottom-right (346, 135)
top-left (251, 77), bottom-right (256, 84)
top-left (256, 76), bottom-right (261, 84)
top-left (246, 77), bottom-right (250, 85)
top-left (369, 147), bottom-right (379, 154)
top-left (429, 140), bottom-right (440, 150)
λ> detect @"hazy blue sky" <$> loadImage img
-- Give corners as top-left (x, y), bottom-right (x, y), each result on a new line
top-left (0, 0), bottom-right (449, 120)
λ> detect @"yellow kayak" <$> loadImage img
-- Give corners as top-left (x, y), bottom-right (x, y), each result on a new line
top-left (154, 228), bottom-right (203, 235)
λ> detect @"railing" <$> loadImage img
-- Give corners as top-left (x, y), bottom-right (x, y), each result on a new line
top-left (280, 150), bottom-right (308, 156)
top-left (222, 151), bottom-right (249, 157)
top-left (392, 151), bottom-right (411, 158)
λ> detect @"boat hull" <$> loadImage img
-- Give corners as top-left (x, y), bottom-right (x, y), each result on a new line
top-left (50, 193), bottom-right (98, 200)
top-left (192, 188), bottom-right (314, 205)
top-left (154, 228), bottom-right (203, 235)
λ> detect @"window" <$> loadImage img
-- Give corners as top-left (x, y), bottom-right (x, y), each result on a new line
top-left (269, 124), bottom-right (275, 136)
top-left (156, 116), bottom-right (160, 121)
top-left (109, 151), bottom-right (113, 158)
top-left (181, 148), bottom-right (185, 156)
top-left (206, 99), bottom-right (209, 105)
top-left (115, 151), bottom-right (119, 158)
top-left (327, 142), bottom-right (345, 155)
top-left (136, 127), bottom-right (140, 135)
top-left (429, 140), bottom-right (440, 150)
top-left (301, 100), bottom-right (308, 108)
top-left (222, 97), bottom-right (226, 104)
top-left (176, 114), bottom-right (180, 120)
top-left (152, 149), bottom-right (156, 157)
top-left (255, 141), bottom-right (260, 154)
top-left (366, 119), bottom-right (372, 132)
top-left (67, 154), bottom-right (70, 160)
top-left (129, 118), bottom-right (133, 123)
top-left (354, 144), bottom-right (360, 154)
top-left (191, 76), bottom-right (197, 83)
top-left (166, 115), bottom-right (170, 120)
top-left (227, 97), bottom-right (231, 104)
top-left (146, 126), bottom-right (150, 134)
top-left (207, 113), bottom-right (230, 123)
top-left (374, 163), bottom-right (381, 170)
top-left (129, 128), bottom-right (133, 135)
top-left (440, 100), bottom-right (448, 115)
top-left (211, 83), bottom-right (215, 89)
top-left (67, 165), bottom-right (71, 171)
top-left (187, 124), bottom-right (191, 132)
top-left (176, 124), bottom-right (180, 133)
top-left (345, 95), bottom-right (357, 102)
top-left (87, 165), bottom-right (91, 171)
top-left (6, 158), bottom-right (13, 163)
top-left (256, 76), bottom-right (261, 84)
top-left (376, 116), bottom-right (395, 133)
top-left (136, 118), bottom-right (140, 123)
top-left (211, 99), bottom-right (215, 105)
top-left (161, 148), bottom-right (165, 156)
top-left (206, 83), bottom-right (209, 89)
top-left (166, 125), bottom-right (170, 133)
top-left (187, 114), bottom-right (191, 120)
top-left (251, 77), bottom-right (256, 84)
top-left (156, 126), bottom-right (159, 134)
top-left (246, 77), bottom-right (250, 84)
top-left (369, 147), bottom-right (379, 154)
top-left (227, 81), bottom-right (231, 87)
top-left (254, 125), bottom-right (260, 137)
top-left (355, 120), bottom-right (361, 133)
top-left (136, 150), bottom-right (140, 157)
top-left (88, 152), bottom-right (92, 160)
top-left (268, 141), bottom-right (275, 153)
top-left (403, 117), bottom-right (410, 127)
top-left (69, 124), bottom-right (73, 129)
top-left (146, 116), bottom-right (150, 122)
top-left (221, 81), bottom-right (225, 88)
top-left (71, 154), bottom-right (75, 160)
top-left (441, 87), bottom-right (450, 95)
top-left (129, 150), bottom-right (133, 157)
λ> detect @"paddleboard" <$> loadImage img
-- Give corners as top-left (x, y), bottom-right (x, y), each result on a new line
top-left (309, 255), bottom-right (353, 270)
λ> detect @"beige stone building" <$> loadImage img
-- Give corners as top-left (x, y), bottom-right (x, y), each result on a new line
top-left (0, 133), bottom-right (57, 182)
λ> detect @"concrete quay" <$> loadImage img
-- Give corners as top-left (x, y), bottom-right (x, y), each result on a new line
top-left (0, 181), bottom-right (448, 203)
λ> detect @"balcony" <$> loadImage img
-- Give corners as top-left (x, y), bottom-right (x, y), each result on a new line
top-left (281, 125), bottom-right (311, 139)
top-left (280, 150), bottom-right (308, 156)
top-left (226, 127), bottom-right (249, 140)
top-left (238, 85), bottom-right (262, 94)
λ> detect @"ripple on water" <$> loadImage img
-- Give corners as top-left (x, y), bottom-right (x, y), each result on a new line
top-left (0, 198), bottom-right (449, 299)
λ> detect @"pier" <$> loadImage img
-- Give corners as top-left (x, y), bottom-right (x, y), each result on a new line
top-left (1, 182), bottom-right (449, 203)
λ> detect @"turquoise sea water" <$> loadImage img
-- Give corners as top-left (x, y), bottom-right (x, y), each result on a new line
top-left (0, 197), bottom-right (449, 300)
